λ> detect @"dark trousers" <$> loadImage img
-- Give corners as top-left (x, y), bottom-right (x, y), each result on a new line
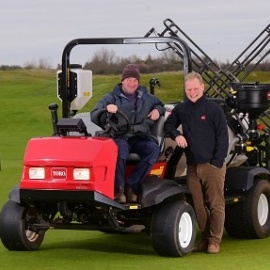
top-left (114, 136), bottom-right (160, 191)
top-left (187, 163), bottom-right (226, 243)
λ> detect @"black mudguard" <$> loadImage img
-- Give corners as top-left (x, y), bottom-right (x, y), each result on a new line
top-left (8, 184), bottom-right (21, 204)
top-left (225, 166), bottom-right (270, 191)
top-left (141, 177), bottom-right (189, 207)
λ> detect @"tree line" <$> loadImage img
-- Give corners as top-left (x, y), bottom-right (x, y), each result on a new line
top-left (1, 48), bottom-right (270, 74)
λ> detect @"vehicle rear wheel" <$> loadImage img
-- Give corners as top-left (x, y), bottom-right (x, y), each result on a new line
top-left (0, 200), bottom-right (45, 250)
top-left (225, 179), bottom-right (270, 239)
top-left (150, 200), bottom-right (196, 257)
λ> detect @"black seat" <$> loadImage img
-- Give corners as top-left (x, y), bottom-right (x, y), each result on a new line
top-left (127, 116), bottom-right (165, 162)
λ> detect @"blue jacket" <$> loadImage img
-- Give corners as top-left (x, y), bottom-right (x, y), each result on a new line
top-left (90, 83), bottom-right (165, 138)
top-left (164, 96), bottom-right (229, 168)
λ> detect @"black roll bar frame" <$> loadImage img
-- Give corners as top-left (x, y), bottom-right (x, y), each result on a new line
top-left (59, 36), bottom-right (192, 118)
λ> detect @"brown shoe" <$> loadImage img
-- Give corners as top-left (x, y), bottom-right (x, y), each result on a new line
top-left (207, 242), bottom-right (220, 254)
top-left (115, 187), bottom-right (126, 203)
top-left (193, 239), bottom-right (208, 252)
top-left (125, 186), bottom-right (137, 203)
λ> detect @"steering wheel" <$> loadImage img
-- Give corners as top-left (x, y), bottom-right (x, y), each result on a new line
top-left (96, 108), bottom-right (131, 137)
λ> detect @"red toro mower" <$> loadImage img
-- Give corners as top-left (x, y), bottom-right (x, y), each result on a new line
top-left (1, 19), bottom-right (270, 257)
top-left (0, 34), bottom-right (197, 257)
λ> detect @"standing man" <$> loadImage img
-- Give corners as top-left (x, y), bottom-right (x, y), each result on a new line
top-left (164, 71), bottom-right (228, 254)
top-left (91, 64), bottom-right (165, 204)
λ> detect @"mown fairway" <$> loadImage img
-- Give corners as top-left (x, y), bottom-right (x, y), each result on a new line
top-left (0, 69), bottom-right (270, 270)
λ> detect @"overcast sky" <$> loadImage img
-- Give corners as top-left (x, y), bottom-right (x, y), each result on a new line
top-left (1, 0), bottom-right (270, 67)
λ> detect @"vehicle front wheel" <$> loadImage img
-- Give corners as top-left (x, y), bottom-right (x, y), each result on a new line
top-left (0, 200), bottom-right (45, 250)
top-left (150, 200), bottom-right (196, 257)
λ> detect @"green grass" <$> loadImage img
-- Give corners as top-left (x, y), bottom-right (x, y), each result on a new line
top-left (1, 69), bottom-right (270, 270)
top-left (1, 229), bottom-right (270, 270)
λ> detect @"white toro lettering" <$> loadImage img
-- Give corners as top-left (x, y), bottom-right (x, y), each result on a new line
top-left (51, 168), bottom-right (67, 179)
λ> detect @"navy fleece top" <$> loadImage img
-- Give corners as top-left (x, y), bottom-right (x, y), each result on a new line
top-left (164, 96), bottom-right (229, 168)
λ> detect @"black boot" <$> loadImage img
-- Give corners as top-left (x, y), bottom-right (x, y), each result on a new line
top-left (115, 187), bottom-right (126, 203)
top-left (125, 186), bottom-right (138, 203)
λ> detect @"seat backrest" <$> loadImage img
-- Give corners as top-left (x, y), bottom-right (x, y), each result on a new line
top-left (150, 116), bottom-right (165, 147)
top-left (127, 116), bottom-right (165, 162)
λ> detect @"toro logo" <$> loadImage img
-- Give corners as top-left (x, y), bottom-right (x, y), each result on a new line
top-left (51, 168), bottom-right (67, 180)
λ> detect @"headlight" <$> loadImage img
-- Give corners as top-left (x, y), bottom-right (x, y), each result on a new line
top-left (29, 167), bottom-right (45, 180)
top-left (73, 168), bottom-right (90, 180)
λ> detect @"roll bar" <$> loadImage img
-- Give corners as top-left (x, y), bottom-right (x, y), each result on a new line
top-left (59, 36), bottom-right (192, 118)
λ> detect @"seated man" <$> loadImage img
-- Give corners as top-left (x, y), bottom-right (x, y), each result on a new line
top-left (90, 64), bottom-right (165, 203)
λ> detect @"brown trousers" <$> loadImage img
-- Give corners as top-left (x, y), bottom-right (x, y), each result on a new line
top-left (187, 163), bottom-right (226, 243)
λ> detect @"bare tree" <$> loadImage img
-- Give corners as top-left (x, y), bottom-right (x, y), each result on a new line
top-left (38, 58), bottom-right (52, 69)
top-left (23, 58), bottom-right (52, 69)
